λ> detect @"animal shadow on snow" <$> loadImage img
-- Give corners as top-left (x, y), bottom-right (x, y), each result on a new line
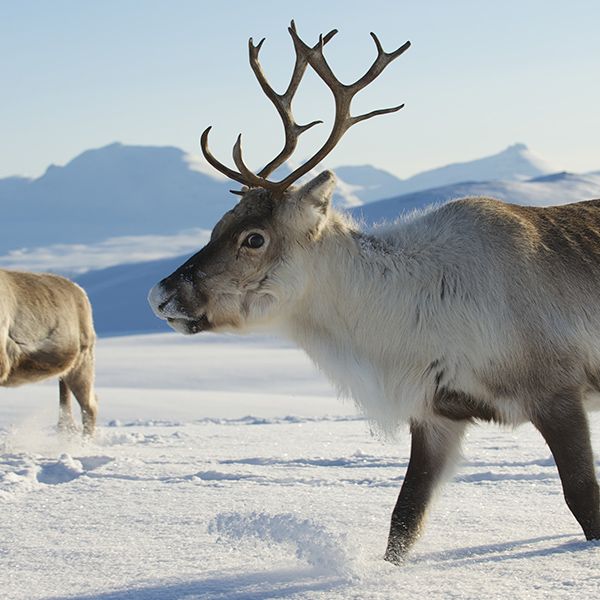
top-left (38, 568), bottom-right (347, 600)
top-left (413, 534), bottom-right (596, 569)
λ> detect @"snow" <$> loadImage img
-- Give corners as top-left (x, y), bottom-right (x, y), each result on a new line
top-left (2, 333), bottom-right (599, 600)
top-left (353, 172), bottom-right (600, 225)
top-left (2, 145), bottom-right (600, 598)
top-left (396, 143), bottom-right (558, 194)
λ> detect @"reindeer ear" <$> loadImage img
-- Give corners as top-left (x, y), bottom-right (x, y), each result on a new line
top-left (286, 170), bottom-right (336, 235)
top-left (298, 170), bottom-right (336, 212)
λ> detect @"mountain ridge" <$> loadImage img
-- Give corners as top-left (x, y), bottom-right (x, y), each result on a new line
top-left (350, 172), bottom-right (600, 225)
top-left (73, 169), bottom-right (600, 337)
top-left (0, 141), bottom-right (582, 256)
top-left (2, 141), bottom-right (599, 336)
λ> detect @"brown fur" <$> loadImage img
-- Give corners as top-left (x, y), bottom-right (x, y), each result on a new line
top-left (149, 172), bottom-right (600, 564)
top-left (0, 269), bottom-right (98, 437)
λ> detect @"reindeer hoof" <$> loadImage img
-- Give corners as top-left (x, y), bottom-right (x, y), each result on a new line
top-left (383, 545), bottom-right (408, 566)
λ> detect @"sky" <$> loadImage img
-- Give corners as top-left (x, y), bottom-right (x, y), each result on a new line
top-left (1, 0), bottom-right (599, 181)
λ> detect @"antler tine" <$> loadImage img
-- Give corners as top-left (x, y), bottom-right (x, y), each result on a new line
top-left (200, 127), bottom-right (254, 187)
top-left (251, 21), bottom-right (337, 179)
top-left (232, 135), bottom-right (270, 188)
top-left (353, 35), bottom-right (411, 95)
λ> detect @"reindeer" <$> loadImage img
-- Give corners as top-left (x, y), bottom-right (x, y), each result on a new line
top-left (148, 22), bottom-right (600, 564)
top-left (1, 269), bottom-right (98, 438)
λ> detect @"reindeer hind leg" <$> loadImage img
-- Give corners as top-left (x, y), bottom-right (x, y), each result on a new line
top-left (61, 351), bottom-right (98, 439)
top-left (57, 378), bottom-right (77, 435)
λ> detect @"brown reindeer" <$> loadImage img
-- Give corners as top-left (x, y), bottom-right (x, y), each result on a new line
top-left (149, 22), bottom-right (600, 564)
top-left (1, 269), bottom-right (98, 438)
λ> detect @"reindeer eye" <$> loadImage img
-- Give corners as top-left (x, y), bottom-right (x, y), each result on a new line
top-left (244, 233), bottom-right (265, 249)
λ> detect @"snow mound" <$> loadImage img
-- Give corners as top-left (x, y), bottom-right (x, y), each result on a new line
top-left (36, 454), bottom-right (84, 485)
top-left (0, 452), bottom-right (109, 498)
top-left (209, 511), bottom-right (351, 573)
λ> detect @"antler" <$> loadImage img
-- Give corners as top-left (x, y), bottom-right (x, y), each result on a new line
top-left (201, 22), bottom-right (410, 198)
top-left (252, 21), bottom-right (338, 179)
top-left (200, 21), bottom-right (336, 191)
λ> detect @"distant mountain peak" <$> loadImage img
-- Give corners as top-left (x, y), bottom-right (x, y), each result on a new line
top-left (0, 141), bottom-right (591, 261)
top-left (507, 142), bottom-right (528, 151)
top-left (329, 143), bottom-right (560, 207)
top-left (492, 143), bottom-right (557, 175)
top-left (392, 143), bottom-right (559, 196)
top-left (0, 142), bottom-right (236, 254)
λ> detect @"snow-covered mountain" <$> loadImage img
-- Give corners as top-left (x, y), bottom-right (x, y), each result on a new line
top-left (0, 141), bottom-right (563, 256)
top-left (3, 141), bottom-right (600, 336)
top-left (0, 143), bottom-right (235, 255)
top-left (288, 144), bottom-right (559, 208)
top-left (333, 143), bottom-right (560, 205)
top-left (74, 172), bottom-right (600, 337)
top-left (351, 172), bottom-right (600, 225)
top-left (395, 143), bottom-right (558, 194)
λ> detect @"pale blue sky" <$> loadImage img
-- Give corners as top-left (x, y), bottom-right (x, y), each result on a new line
top-left (1, 0), bottom-right (599, 180)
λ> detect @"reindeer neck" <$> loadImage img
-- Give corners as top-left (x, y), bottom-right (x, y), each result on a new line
top-left (281, 217), bottom-right (437, 430)
top-left (284, 218), bottom-right (422, 356)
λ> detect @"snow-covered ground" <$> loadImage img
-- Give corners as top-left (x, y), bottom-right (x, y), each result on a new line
top-left (1, 333), bottom-right (599, 599)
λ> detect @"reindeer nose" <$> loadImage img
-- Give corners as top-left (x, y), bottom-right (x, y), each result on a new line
top-left (148, 283), bottom-right (172, 319)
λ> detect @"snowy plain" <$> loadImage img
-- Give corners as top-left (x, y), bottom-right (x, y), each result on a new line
top-left (2, 144), bottom-right (600, 598)
top-left (1, 333), bottom-right (599, 600)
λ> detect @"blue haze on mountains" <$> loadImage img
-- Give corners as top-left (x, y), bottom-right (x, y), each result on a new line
top-left (2, 142), bottom-right (600, 336)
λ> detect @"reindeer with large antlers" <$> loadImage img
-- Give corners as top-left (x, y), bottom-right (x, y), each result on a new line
top-left (150, 22), bottom-right (600, 564)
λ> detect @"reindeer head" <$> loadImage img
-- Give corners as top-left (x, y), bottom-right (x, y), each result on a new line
top-left (148, 171), bottom-right (337, 334)
top-left (149, 21), bottom-right (409, 335)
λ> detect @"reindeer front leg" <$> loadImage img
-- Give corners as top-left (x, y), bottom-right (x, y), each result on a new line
top-left (385, 417), bottom-right (467, 565)
top-left (532, 393), bottom-right (600, 541)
